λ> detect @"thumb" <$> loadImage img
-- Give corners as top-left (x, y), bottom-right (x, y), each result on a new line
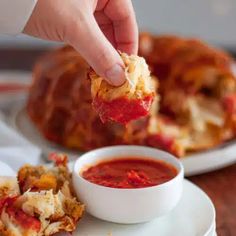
top-left (66, 15), bottom-right (125, 86)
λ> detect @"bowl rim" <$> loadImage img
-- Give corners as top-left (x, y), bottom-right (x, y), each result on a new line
top-left (73, 145), bottom-right (184, 192)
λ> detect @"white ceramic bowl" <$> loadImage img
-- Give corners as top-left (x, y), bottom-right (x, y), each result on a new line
top-left (72, 145), bottom-right (184, 224)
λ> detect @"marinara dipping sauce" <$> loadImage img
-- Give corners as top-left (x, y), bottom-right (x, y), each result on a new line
top-left (82, 157), bottom-right (178, 189)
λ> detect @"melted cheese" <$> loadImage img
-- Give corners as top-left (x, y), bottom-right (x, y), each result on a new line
top-left (187, 96), bottom-right (224, 131)
top-left (0, 177), bottom-right (19, 197)
top-left (91, 53), bottom-right (155, 100)
top-left (22, 190), bottom-right (64, 219)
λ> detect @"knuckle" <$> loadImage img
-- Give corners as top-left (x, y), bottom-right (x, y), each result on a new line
top-left (96, 49), bottom-right (115, 69)
top-left (64, 14), bottom-right (88, 44)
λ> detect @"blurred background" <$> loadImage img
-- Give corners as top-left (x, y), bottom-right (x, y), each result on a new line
top-left (1, 0), bottom-right (236, 70)
top-left (1, 0), bottom-right (236, 47)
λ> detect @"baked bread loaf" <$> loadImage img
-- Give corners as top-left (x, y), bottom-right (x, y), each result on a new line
top-left (27, 34), bottom-right (236, 157)
top-left (139, 33), bottom-right (236, 153)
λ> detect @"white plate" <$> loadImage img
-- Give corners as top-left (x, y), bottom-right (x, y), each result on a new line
top-left (207, 222), bottom-right (216, 236)
top-left (0, 160), bottom-right (216, 236)
top-left (8, 106), bottom-right (236, 176)
top-left (0, 160), bottom-right (16, 176)
top-left (74, 180), bottom-right (215, 236)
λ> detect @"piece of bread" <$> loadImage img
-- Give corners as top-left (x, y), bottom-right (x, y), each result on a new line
top-left (90, 53), bottom-right (156, 124)
top-left (0, 154), bottom-right (84, 236)
top-left (26, 46), bottom-right (128, 151)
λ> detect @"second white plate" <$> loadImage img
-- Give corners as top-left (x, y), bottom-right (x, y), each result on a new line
top-left (74, 180), bottom-right (216, 236)
top-left (8, 105), bottom-right (236, 177)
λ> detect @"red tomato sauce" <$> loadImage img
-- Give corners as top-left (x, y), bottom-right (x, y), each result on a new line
top-left (93, 95), bottom-right (154, 124)
top-left (3, 197), bottom-right (41, 232)
top-left (82, 158), bottom-right (178, 188)
top-left (223, 94), bottom-right (236, 114)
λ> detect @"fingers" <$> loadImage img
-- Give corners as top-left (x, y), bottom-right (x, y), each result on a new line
top-left (23, 0), bottom-right (136, 87)
top-left (94, 11), bottom-right (116, 48)
top-left (66, 14), bottom-right (125, 86)
top-left (104, 0), bottom-right (138, 54)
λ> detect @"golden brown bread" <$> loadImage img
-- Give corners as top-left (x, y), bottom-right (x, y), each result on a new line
top-left (139, 33), bottom-right (236, 153)
top-left (0, 154), bottom-right (84, 236)
top-left (27, 34), bottom-right (236, 157)
top-left (90, 52), bottom-right (155, 123)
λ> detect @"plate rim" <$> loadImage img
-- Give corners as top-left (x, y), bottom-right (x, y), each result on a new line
top-left (184, 180), bottom-right (216, 236)
top-left (73, 179), bottom-right (216, 236)
top-left (6, 101), bottom-right (236, 176)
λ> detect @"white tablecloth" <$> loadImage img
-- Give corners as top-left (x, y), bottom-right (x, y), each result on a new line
top-left (0, 111), bottom-right (41, 173)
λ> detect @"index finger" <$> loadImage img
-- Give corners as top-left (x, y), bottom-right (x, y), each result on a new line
top-left (102, 0), bottom-right (138, 54)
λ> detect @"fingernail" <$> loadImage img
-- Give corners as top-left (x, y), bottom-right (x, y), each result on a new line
top-left (105, 64), bottom-right (125, 86)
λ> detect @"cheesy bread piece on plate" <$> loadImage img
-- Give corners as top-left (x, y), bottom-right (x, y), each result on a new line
top-left (0, 154), bottom-right (84, 236)
top-left (90, 53), bottom-right (156, 124)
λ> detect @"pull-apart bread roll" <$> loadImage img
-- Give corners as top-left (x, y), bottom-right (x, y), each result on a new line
top-left (0, 154), bottom-right (84, 236)
top-left (90, 53), bottom-right (156, 124)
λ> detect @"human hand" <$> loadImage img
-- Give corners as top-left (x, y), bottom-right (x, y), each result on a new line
top-left (24, 0), bottom-right (138, 86)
